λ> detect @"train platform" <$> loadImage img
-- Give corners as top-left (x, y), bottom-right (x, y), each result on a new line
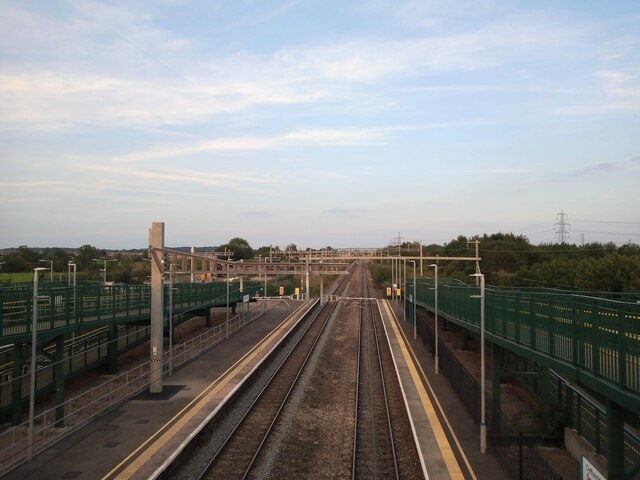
top-left (6, 297), bottom-right (508, 480)
top-left (381, 299), bottom-right (508, 480)
top-left (4, 299), bottom-right (311, 480)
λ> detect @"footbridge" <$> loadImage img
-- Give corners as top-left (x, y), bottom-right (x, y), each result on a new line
top-left (0, 221), bottom-right (351, 426)
top-left (407, 277), bottom-right (640, 479)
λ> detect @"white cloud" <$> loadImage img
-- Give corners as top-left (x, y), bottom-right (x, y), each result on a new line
top-left (113, 127), bottom-right (387, 162)
top-left (82, 164), bottom-right (275, 189)
top-left (0, 180), bottom-right (70, 188)
top-left (0, 4), bottom-right (595, 130)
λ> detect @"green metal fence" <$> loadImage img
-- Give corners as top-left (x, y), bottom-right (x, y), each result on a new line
top-left (0, 281), bottom-right (262, 344)
top-left (0, 281), bottom-right (262, 421)
top-left (412, 278), bottom-right (640, 406)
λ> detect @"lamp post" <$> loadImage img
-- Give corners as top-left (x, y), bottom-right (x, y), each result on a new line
top-left (471, 273), bottom-right (486, 453)
top-left (68, 262), bottom-right (77, 334)
top-left (403, 258), bottom-right (407, 311)
top-left (168, 263), bottom-right (174, 375)
top-left (429, 264), bottom-right (439, 374)
top-left (67, 262), bottom-right (77, 287)
top-left (226, 263), bottom-right (230, 340)
top-left (38, 259), bottom-right (53, 282)
top-left (93, 258), bottom-right (116, 284)
top-left (29, 267), bottom-right (49, 459)
top-left (391, 257), bottom-right (395, 304)
top-left (409, 260), bottom-right (416, 339)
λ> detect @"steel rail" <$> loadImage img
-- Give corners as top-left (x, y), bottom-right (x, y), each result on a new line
top-left (241, 266), bottom-right (355, 478)
top-left (368, 277), bottom-right (399, 479)
top-left (352, 261), bottom-right (399, 479)
top-left (197, 263), bottom-right (353, 479)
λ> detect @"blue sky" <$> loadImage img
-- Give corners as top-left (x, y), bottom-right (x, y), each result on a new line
top-left (1, 1), bottom-right (639, 249)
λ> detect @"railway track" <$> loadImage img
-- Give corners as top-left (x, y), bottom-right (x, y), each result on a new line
top-left (353, 267), bottom-right (399, 478)
top-left (197, 300), bottom-right (339, 478)
top-left (166, 261), bottom-right (422, 479)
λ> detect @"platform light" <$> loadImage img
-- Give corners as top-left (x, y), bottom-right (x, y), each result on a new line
top-left (93, 258), bottom-right (116, 284)
top-left (470, 272), bottom-right (486, 453)
top-left (429, 264), bottom-right (439, 374)
top-left (29, 267), bottom-right (49, 460)
top-left (38, 259), bottom-right (53, 282)
top-left (409, 260), bottom-right (416, 340)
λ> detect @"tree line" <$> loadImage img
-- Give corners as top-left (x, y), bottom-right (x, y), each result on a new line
top-left (0, 238), bottom-right (303, 285)
top-left (390, 233), bottom-right (640, 292)
top-left (2, 233), bottom-right (639, 292)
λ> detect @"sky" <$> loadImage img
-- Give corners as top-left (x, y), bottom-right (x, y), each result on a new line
top-left (1, 0), bottom-right (639, 250)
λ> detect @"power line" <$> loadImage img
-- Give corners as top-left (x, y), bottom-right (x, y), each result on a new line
top-left (572, 230), bottom-right (640, 237)
top-left (572, 219), bottom-right (640, 225)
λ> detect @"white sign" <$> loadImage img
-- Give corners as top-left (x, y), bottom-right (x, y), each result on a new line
top-left (243, 294), bottom-right (250, 303)
top-left (581, 456), bottom-right (605, 480)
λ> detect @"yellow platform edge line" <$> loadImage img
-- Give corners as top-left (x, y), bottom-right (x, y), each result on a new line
top-left (381, 300), bottom-right (472, 480)
top-left (101, 300), bottom-right (313, 480)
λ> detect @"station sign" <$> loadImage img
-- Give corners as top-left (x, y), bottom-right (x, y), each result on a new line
top-left (581, 457), bottom-right (604, 480)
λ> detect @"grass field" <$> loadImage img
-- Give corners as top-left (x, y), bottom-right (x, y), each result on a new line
top-left (0, 272), bottom-right (36, 284)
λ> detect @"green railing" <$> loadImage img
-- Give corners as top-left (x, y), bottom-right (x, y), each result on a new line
top-left (0, 281), bottom-right (262, 344)
top-left (0, 280), bottom-right (263, 421)
top-left (411, 278), bottom-right (640, 412)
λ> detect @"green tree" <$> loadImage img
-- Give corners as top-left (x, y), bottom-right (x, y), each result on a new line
top-left (75, 245), bottom-right (102, 271)
top-left (217, 237), bottom-right (254, 261)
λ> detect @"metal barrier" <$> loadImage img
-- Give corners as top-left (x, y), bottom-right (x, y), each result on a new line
top-left (412, 279), bottom-right (640, 413)
top-left (416, 313), bottom-right (562, 480)
top-left (550, 374), bottom-right (640, 477)
top-left (0, 281), bottom-right (262, 342)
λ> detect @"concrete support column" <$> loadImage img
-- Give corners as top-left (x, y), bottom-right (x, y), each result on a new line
top-left (107, 324), bottom-right (119, 374)
top-left (190, 246), bottom-right (195, 283)
top-left (264, 273), bottom-right (268, 298)
top-left (12, 342), bottom-right (24, 425)
top-left (54, 335), bottom-right (65, 427)
top-left (320, 275), bottom-right (324, 305)
top-left (240, 276), bottom-right (244, 293)
top-left (606, 399), bottom-right (625, 479)
top-left (305, 261), bottom-right (310, 300)
top-left (149, 222), bottom-right (164, 393)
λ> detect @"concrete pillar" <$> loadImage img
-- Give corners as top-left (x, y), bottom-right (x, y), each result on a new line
top-left (305, 261), bottom-right (310, 300)
top-left (54, 335), bottom-right (65, 427)
top-left (240, 275), bottom-right (244, 293)
top-left (149, 222), bottom-right (164, 393)
top-left (12, 342), bottom-right (24, 425)
top-left (320, 275), bottom-right (324, 305)
top-left (190, 246), bottom-right (195, 283)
